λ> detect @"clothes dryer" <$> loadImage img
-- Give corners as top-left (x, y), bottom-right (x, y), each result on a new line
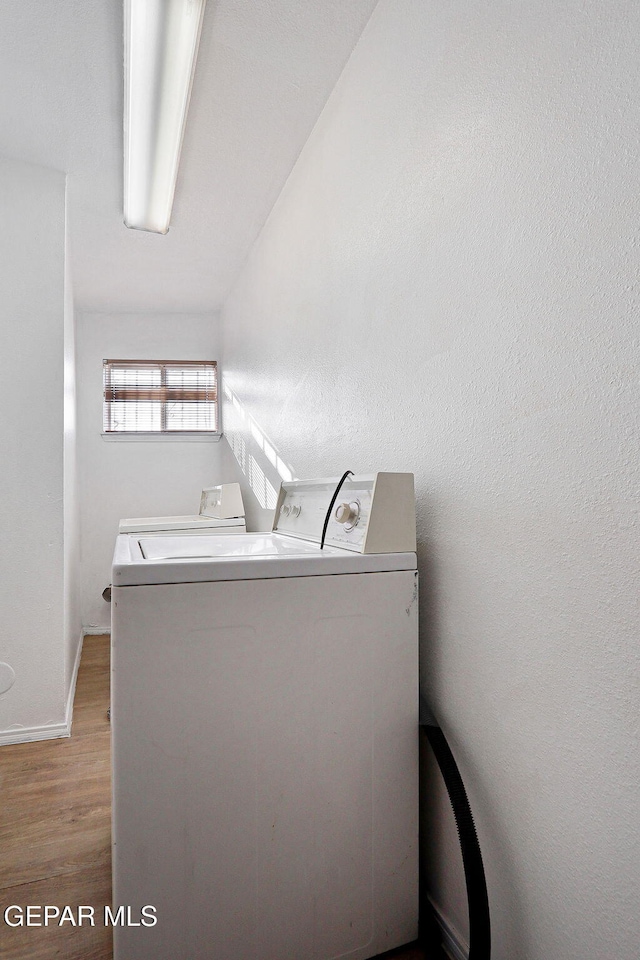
top-left (118, 481), bottom-right (246, 535)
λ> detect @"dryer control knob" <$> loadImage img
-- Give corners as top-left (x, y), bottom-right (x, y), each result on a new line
top-left (335, 502), bottom-right (359, 525)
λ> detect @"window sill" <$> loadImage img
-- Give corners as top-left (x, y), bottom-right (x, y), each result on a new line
top-left (101, 432), bottom-right (222, 443)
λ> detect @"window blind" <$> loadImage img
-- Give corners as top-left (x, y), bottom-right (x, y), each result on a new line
top-left (103, 360), bottom-right (218, 433)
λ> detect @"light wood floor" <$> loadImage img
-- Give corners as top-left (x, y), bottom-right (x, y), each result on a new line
top-left (0, 635), bottom-right (431, 960)
top-left (0, 635), bottom-right (112, 959)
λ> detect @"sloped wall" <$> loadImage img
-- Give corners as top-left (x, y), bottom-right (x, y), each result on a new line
top-left (220, 2), bottom-right (640, 957)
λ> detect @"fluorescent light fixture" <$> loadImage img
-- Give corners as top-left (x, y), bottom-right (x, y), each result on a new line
top-left (124, 0), bottom-right (207, 234)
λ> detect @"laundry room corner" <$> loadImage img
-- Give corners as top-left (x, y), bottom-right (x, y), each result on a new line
top-left (75, 311), bottom-right (241, 631)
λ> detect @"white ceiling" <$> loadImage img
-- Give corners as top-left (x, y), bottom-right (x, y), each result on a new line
top-left (0, 0), bottom-right (378, 313)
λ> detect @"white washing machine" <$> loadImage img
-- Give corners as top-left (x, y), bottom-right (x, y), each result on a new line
top-left (111, 473), bottom-right (418, 960)
top-left (118, 481), bottom-right (246, 535)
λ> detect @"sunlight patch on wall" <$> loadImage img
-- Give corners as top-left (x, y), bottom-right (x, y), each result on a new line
top-left (223, 382), bottom-right (296, 511)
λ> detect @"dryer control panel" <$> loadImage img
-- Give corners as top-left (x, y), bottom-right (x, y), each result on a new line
top-left (199, 482), bottom-right (245, 519)
top-left (273, 473), bottom-right (415, 554)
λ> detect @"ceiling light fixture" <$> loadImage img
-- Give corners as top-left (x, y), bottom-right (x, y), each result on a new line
top-left (124, 0), bottom-right (207, 234)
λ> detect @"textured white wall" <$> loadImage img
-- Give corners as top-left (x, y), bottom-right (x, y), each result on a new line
top-left (76, 313), bottom-right (240, 629)
top-left (220, 2), bottom-right (640, 957)
top-left (0, 156), bottom-right (67, 741)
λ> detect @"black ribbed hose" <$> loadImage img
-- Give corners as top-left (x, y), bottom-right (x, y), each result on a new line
top-left (421, 702), bottom-right (491, 960)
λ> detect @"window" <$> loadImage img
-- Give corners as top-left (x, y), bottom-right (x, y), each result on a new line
top-left (103, 360), bottom-right (218, 434)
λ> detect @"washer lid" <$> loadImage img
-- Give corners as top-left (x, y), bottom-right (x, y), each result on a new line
top-left (112, 533), bottom-right (416, 586)
top-left (140, 533), bottom-right (323, 561)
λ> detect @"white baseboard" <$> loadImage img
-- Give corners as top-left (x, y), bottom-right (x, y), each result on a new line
top-left (83, 626), bottom-right (111, 636)
top-left (0, 629), bottom-right (86, 747)
top-left (430, 899), bottom-right (469, 960)
top-left (65, 630), bottom-right (84, 735)
top-left (0, 719), bottom-right (71, 747)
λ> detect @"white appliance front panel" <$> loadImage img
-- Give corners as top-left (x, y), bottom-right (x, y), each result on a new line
top-left (273, 475), bottom-right (374, 548)
top-left (111, 569), bottom-right (418, 960)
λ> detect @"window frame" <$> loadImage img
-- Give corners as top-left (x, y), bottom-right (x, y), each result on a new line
top-left (102, 359), bottom-right (221, 440)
